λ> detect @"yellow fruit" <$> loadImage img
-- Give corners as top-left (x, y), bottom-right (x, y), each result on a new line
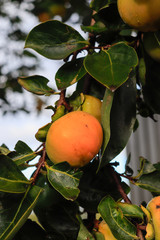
top-left (45, 111), bottom-right (103, 168)
top-left (117, 0), bottom-right (160, 32)
top-left (145, 223), bottom-right (155, 240)
top-left (143, 32), bottom-right (160, 62)
top-left (82, 95), bottom-right (102, 122)
top-left (98, 220), bottom-right (117, 240)
top-left (147, 196), bottom-right (160, 240)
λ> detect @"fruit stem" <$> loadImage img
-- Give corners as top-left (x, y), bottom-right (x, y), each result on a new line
top-left (110, 166), bottom-right (132, 204)
top-left (57, 89), bottom-right (72, 111)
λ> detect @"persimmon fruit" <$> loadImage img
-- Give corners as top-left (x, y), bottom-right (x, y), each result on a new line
top-left (45, 111), bottom-right (103, 168)
top-left (82, 95), bottom-right (102, 122)
top-left (98, 220), bottom-right (117, 240)
top-left (117, 0), bottom-right (160, 32)
top-left (147, 196), bottom-right (160, 240)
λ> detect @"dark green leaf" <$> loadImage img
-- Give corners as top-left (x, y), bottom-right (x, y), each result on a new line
top-left (81, 21), bottom-right (106, 34)
top-left (25, 20), bottom-right (88, 60)
top-left (136, 171), bottom-right (160, 194)
top-left (117, 202), bottom-right (144, 220)
top-left (84, 42), bottom-right (138, 91)
top-left (46, 162), bottom-right (82, 201)
top-left (98, 196), bottom-right (138, 240)
top-left (100, 88), bottom-right (114, 159)
top-left (10, 141), bottom-right (37, 166)
top-left (0, 185), bottom-right (42, 240)
top-left (14, 219), bottom-right (46, 240)
top-left (90, 0), bottom-right (116, 12)
top-left (18, 75), bottom-right (54, 96)
top-left (55, 58), bottom-right (86, 90)
top-left (34, 199), bottom-right (79, 240)
top-left (101, 73), bottom-right (136, 165)
top-left (78, 161), bottom-right (130, 213)
top-left (0, 155), bottom-right (30, 193)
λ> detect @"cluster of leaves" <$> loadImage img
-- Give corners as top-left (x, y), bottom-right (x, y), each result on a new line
top-left (1, 0), bottom-right (160, 239)
top-left (0, 0), bottom-right (91, 114)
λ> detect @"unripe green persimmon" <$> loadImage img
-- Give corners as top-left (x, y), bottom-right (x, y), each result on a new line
top-left (45, 111), bottom-right (103, 168)
top-left (117, 0), bottom-right (160, 32)
top-left (82, 95), bottom-right (102, 122)
top-left (143, 32), bottom-right (160, 63)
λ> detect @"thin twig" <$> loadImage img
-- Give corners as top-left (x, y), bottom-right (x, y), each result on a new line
top-left (110, 166), bottom-right (132, 203)
top-left (57, 89), bottom-right (72, 111)
top-left (31, 143), bottom-right (46, 184)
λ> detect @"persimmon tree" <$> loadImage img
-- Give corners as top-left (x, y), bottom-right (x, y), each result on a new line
top-left (1, 0), bottom-right (160, 239)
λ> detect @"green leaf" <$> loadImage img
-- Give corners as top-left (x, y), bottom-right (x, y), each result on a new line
top-left (0, 146), bottom-right (11, 155)
top-left (100, 88), bottom-right (114, 159)
top-left (117, 202), bottom-right (144, 220)
top-left (14, 219), bottom-right (46, 240)
top-left (18, 75), bottom-right (54, 96)
top-left (136, 170), bottom-right (160, 194)
top-left (34, 198), bottom-right (79, 239)
top-left (93, 231), bottom-right (105, 240)
top-left (55, 58), bottom-right (86, 90)
top-left (84, 42), bottom-right (138, 91)
top-left (35, 123), bottom-right (51, 142)
top-left (77, 221), bottom-right (95, 240)
top-left (0, 185), bottom-right (42, 240)
top-left (98, 196), bottom-right (138, 240)
top-left (11, 141), bottom-right (37, 166)
top-left (90, 0), bottom-right (116, 11)
top-left (46, 162), bottom-right (82, 201)
top-left (101, 73), bottom-right (136, 165)
top-left (0, 155), bottom-right (30, 193)
top-left (78, 161), bottom-right (130, 213)
top-left (25, 20), bottom-right (88, 60)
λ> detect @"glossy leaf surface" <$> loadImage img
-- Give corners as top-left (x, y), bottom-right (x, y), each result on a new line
top-left (98, 196), bottom-right (138, 240)
top-left (101, 73), bottom-right (136, 166)
top-left (0, 154), bottom-right (30, 193)
top-left (0, 185), bottom-right (42, 240)
top-left (10, 141), bottom-right (37, 167)
top-left (18, 75), bottom-right (54, 96)
top-left (117, 202), bottom-right (144, 220)
top-left (46, 162), bottom-right (82, 201)
top-left (100, 87), bottom-right (114, 158)
top-left (25, 20), bottom-right (88, 60)
top-left (56, 58), bottom-right (86, 90)
top-left (84, 42), bottom-right (138, 91)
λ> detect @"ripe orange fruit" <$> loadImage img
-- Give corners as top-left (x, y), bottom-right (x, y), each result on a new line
top-left (45, 111), bottom-right (103, 167)
top-left (82, 95), bottom-right (102, 122)
top-left (117, 0), bottom-right (160, 32)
